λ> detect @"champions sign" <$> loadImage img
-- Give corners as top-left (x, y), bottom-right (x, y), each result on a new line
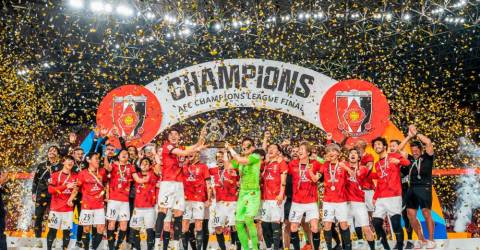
top-left (97, 59), bottom-right (390, 147)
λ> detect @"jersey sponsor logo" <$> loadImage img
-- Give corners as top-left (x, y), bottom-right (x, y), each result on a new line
top-left (97, 85), bottom-right (162, 148)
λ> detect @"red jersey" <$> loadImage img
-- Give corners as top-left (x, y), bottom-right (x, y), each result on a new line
top-left (48, 171), bottom-right (78, 212)
top-left (261, 160), bottom-right (288, 200)
top-left (209, 167), bottom-right (239, 202)
top-left (77, 168), bottom-right (108, 210)
top-left (161, 142), bottom-right (185, 182)
top-left (320, 161), bottom-right (349, 203)
top-left (288, 159), bottom-right (321, 204)
top-left (345, 163), bottom-right (369, 202)
top-left (108, 162), bottom-right (136, 202)
top-left (360, 153), bottom-right (375, 190)
top-left (373, 152), bottom-right (410, 200)
top-left (134, 170), bottom-right (159, 208)
top-left (183, 163), bottom-right (210, 202)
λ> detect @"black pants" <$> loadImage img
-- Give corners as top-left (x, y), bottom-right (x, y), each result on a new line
top-left (0, 207), bottom-right (6, 249)
top-left (34, 195), bottom-right (50, 238)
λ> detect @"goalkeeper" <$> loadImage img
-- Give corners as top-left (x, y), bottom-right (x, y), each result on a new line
top-left (225, 139), bottom-right (265, 250)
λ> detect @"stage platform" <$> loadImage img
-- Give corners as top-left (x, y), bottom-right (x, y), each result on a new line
top-left (4, 237), bottom-right (480, 250)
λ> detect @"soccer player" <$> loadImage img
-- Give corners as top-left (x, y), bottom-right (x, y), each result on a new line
top-left (354, 139), bottom-right (375, 232)
top-left (77, 153), bottom-right (108, 250)
top-left (154, 128), bottom-right (206, 249)
top-left (46, 155), bottom-right (78, 250)
top-left (182, 152), bottom-right (212, 250)
top-left (130, 157), bottom-right (160, 250)
top-left (259, 144), bottom-right (288, 250)
top-left (287, 141), bottom-right (322, 250)
top-left (31, 145), bottom-right (62, 248)
top-left (390, 139), bottom-right (413, 249)
top-left (403, 125), bottom-right (436, 249)
top-left (371, 137), bottom-right (411, 250)
top-left (104, 149), bottom-right (138, 250)
top-left (344, 149), bottom-right (375, 250)
top-left (211, 151), bottom-right (241, 250)
top-left (313, 143), bottom-right (352, 250)
top-left (225, 139), bottom-right (265, 250)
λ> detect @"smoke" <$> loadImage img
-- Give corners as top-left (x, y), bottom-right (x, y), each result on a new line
top-left (15, 141), bottom-right (58, 231)
top-left (453, 137), bottom-right (480, 232)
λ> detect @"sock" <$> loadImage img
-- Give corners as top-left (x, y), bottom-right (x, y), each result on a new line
top-left (77, 225), bottom-right (84, 244)
top-left (391, 215), bottom-right (404, 250)
top-left (47, 228), bottom-right (57, 250)
top-left (173, 216), bottom-right (183, 241)
top-left (131, 229), bottom-right (141, 250)
top-left (236, 222), bottom-right (249, 250)
top-left (163, 231), bottom-right (171, 250)
top-left (216, 232), bottom-right (226, 250)
top-left (245, 217), bottom-right (259, 250)
top-left (231, 228), bottom-right (238, 244)
top-left (147, 228), bottom-right (156, 250)
top-left (82, 232), bottom-right (90, 250)
top-left (261, 222), bottom-right (273, 249)
top-left (323, 230), bottom-right (333, 250)
top-left (202, 219), bottom-right (209, 250)
top-left (373, 218), bottom-right (390, 250)
top-left (116, 230), bottom-right (127, 249)
top-left (368, 240), bottom-right (375, 250)
top-left (92, 231), bottom-right (104, 250)
top-left (62, 229), bottom-right (71, 249)
top-left (312, 231), bottom-right (320, 250)
top-left (196, 230), bottom-right (203, 250)
top-left (291, 231), bottom-right (300, 250)
top-left (189, 224), bottom-right (197, 250)
top-left (182, 232), bottom-right (190, 250)
top-left (272, 223), bottom-right (282, 250)
top-left (107, 229), bottom-right (116, 250)
top-left (155, 212), bottom-right (167, 238)
top-left (340, 228), bottom-right (352, 250)
top-left (355, 227), bottom-right (363, 240)
top-left (331, 226), bottom-right (341, 247)
top-left (231, 229), bottom-right (241, 250)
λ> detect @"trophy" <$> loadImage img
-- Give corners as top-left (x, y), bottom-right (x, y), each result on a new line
top-left (203, 118), bottom-right (227, 148)
top-left (199, 118), bottom-right (227, 165)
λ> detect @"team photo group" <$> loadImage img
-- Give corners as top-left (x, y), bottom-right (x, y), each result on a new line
top-left (32, 122), bottom-right (436, 250)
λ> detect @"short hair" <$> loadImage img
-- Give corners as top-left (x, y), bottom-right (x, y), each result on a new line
top-left (355, 139), bottom-right (368, 149)
top-left (325, 143), bottom-right (341, 153)
top-left (105, 143), bottom-right (115, 149)
top-left (167, 128), bottom-right (181, 134)
top-left (140, 157), bottom-right (152, 165)
top-left (299, 141), bottom-right (313, 154)
top-left (63, 155), bottom-right (75, 162)
top-left (48, 145), bottom-right (60, 153)
top-left (390, 139), bottom-right (401, 145)
top-left (86, 152), bottom-right (100, 160)
top-left (410, 140), bottom-right (424, 150)
top-left (242, 137), bottom-right (254, 146)
top-left (372, 137), bottom-right (388, 149)
top-left (73, 147), bottom-right (84, 152)
top-left (348, 148), bottom-right (359, 155)
top-left (252, 149), bottom-right (266, 159)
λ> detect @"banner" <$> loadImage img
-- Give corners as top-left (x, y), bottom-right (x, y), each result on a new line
top-left (97, 59), bottom-right (390, 147)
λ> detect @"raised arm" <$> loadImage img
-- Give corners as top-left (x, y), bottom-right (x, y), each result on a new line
top-left (414, 128), bottom-right (434, 156)
top-left (262, 131), bottom-right (271, 151)
top-left (225, 143), bottom-right (250, 165)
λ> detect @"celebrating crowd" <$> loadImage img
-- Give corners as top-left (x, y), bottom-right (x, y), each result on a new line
top-left (30, 124), bottom-right (436, 250)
